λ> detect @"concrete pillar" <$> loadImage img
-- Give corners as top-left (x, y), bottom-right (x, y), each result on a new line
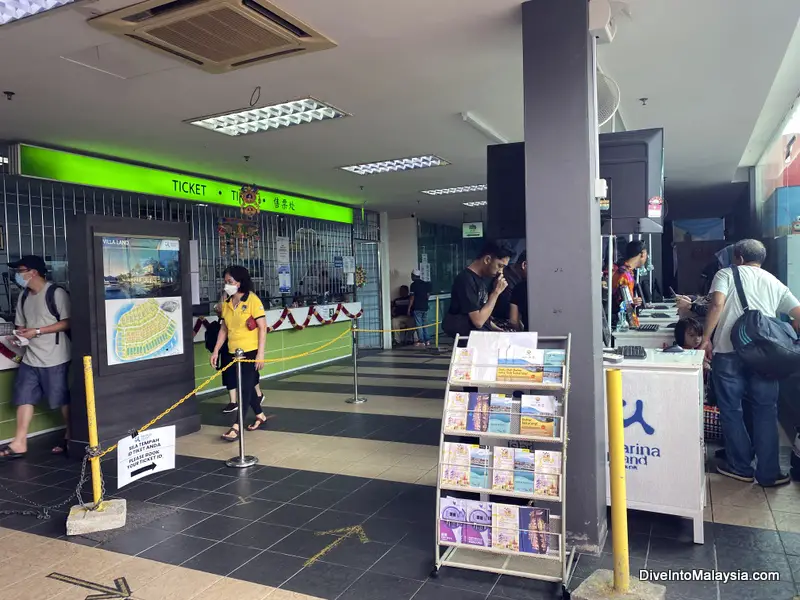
top-left (379, 211), bottom-right (393, 350)
top-left (522, 0), bottom-right (606, 553)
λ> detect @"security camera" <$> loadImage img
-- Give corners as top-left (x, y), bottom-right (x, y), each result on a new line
top-left (3, 92), bottom-right (14, 101)
top-left (411, 213), bottom-right (416, 218)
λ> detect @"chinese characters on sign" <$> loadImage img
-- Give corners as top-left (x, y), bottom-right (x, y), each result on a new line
top-left (272, 196), bottom-right (297, 212)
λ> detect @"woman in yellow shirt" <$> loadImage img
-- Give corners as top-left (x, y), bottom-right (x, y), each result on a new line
top-left (210, 266), bottom-right (270, 441)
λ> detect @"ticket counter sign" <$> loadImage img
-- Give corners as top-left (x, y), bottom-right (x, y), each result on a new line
top-left (11, 144), bottom-right (353, 224)
top-left (117, 425), bottom-right (176, 488)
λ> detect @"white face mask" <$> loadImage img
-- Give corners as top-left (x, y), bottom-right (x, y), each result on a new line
top-left (224, 283), bottom-right (238, 297)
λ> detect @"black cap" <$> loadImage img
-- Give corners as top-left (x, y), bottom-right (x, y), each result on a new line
top-left (8, 255), bottom-right (47, 275)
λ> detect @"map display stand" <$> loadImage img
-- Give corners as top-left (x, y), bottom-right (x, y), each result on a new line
top-left (433, 333), bottom-right (573, 590)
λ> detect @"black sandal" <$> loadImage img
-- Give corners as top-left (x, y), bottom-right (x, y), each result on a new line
top-left (52, 439), bottom-right (69, 456)
top-left (221, 427), bottom-right (240, 442)
top-left (0, 444), bottom-right (25, 460)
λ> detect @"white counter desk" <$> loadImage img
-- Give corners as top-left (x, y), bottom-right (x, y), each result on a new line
top-left (604, 349), bottom-right (706, 543)
top-left (638, 314), bottom-right (679, 326)
top-left (613, 326), bottom-right (676, 350)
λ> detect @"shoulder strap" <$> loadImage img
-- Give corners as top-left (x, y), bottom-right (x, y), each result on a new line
top-left (731, 265), bottom-right (749, 312)
top-left (45, 284), bottom-right (61, 321)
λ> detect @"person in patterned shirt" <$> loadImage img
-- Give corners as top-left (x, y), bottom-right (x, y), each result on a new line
top-left (611, 241), bottom-right (647, 328)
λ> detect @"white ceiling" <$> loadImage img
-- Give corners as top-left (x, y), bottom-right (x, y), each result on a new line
top-left (0, 0), bottom-right (798, 225)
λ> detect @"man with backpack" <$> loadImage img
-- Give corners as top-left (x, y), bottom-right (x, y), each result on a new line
top-left (0, 256), bottom-right (71, 459)
top-left (700, 240), bottom-right (800, 487)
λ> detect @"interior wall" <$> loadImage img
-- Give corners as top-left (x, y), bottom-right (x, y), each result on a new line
top-left (661, 182), bottom-right (751, 290)
top-left (387, 217), bottom-right (418, 298)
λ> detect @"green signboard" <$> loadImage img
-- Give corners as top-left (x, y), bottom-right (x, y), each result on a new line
top-left (14, 145), bottom-right (353, 224)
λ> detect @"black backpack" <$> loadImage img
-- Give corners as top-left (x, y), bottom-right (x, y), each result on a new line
top-left (20, 284), bottom-right (71, 344)
top-left (730, 265), bottom-right (800, 380)
top-left (204, 319), bottom-right (222, 354)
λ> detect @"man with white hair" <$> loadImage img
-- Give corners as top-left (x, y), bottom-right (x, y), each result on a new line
top-left (701, 239), bottom-right (800, 487)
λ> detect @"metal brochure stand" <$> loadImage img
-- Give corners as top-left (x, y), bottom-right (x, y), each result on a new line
top-left (433, 333), bottom-right (574, 588)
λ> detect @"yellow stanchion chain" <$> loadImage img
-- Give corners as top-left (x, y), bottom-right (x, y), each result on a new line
top-left (97, 327), bottom-right (352, 458)
top-left (98, 321), bottom-right (443, 458)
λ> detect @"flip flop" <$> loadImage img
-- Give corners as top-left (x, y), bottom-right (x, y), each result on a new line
top-left (221, 427), bottom-right (240, 442)
top-left (247, 414), bottom-right (274, 431)
top-left (0, 444), bottom-right (25, 460)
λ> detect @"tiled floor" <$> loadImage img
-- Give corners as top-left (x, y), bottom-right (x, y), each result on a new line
top-left (1, 347), bottom-right (800, 600)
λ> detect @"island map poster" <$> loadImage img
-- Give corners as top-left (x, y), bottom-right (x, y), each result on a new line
top-left (101, 236), bottom-right (183, 366)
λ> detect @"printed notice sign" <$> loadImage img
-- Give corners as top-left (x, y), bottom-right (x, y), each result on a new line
top-left (117, 425), bottom-right (176, 489)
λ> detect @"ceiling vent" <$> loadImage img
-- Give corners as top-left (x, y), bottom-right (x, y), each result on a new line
top-left (88, 0), bottom-right (336, 74)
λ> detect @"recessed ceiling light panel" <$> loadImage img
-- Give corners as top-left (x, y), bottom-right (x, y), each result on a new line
top-left (1, 0), bottom-right (75, 25)
top-left (188, 98), bottom-right (347, 137)
top-left (421, 185), bottom-right (487, 196)
top-left (340, 155), bottom-right (449, 176)
top-left (463, 201), bottom-right (487, 207)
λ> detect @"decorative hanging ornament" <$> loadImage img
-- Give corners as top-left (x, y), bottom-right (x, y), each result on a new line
top-left (355, 265), bottom-right (367, 288)
top-left (239, 184), bottom-right (260, 216)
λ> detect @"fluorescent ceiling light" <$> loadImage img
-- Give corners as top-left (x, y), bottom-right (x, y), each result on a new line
top-left (188, 98), bottom-right (347, 137)
top-left (463, 201), bottom-right (487, 207)
top-left (0, 156), bottom-right (7, 164)
top-left (461, 111), bottom-right (509, 144)
top-left (421, 185), bottom-right (487, 196)
top-left (340, 155), bottom-right (449, 176)
top-left (1, 0), bottom-right (75, 25)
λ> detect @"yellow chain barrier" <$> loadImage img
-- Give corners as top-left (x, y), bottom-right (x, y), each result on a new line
top-left (356, 322), bottom-right (441, 334)
top-left (97, 319), bottom-right (444, 458)
top-left (96, 327), bottom-right (352, 458)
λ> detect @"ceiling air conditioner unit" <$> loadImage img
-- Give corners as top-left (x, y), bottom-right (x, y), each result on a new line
top-left (590, 0), bottom-right (617, 44)
top-left (88, 0), bottom-right (336, 74)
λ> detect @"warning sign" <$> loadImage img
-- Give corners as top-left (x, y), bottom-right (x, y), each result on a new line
top-left (117, 425), bottom-right (176, 489)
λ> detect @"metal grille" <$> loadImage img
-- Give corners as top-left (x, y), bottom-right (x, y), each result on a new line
top-left (354, 239), bottom-right (380, 349)
top-left (0, 173), bottom-right (382, 327)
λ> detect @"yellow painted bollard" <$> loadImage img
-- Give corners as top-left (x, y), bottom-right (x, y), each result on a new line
top-left (606, 368), bottom-right (630, 593)
top-left (83, 356), bottom-right (103, 507)
top-left (434, 296), bottom-right (440, 350)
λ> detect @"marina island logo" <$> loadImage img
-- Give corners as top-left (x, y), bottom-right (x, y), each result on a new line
top-left (623, 399), bottom-right (654, 435)
top-left (610, 399), bottom-right (661, 471)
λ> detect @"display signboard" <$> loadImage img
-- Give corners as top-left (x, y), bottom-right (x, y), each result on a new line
top-left (463, 222), bottom-right (484, 238)
top-left (102, 236), bottom-right (183, 366)
top-left (11, 144), bottom-right (353, 224)
top-left (604, 365), bottom-right (703, 512)
top-left (117, 425), bottom-right (176, 488)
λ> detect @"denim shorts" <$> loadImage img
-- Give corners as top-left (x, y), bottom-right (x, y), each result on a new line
top-left (13, 361), bottom-right (71, 410)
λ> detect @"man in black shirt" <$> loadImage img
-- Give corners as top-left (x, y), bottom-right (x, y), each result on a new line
top-left (391, 285), bottom-right (413, 345)
top-left (409, 269), bottom-right (432, 346)
top-left (509, 252), bottom-right (528, 330)
top-left (443, 241), bottom-right (512, 338)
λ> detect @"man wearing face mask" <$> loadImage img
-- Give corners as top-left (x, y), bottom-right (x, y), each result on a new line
top-left (0, 256), bottom-right (71, 459)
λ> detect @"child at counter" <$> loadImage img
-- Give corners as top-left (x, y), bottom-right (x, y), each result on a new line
top-left (675, 317), bottom-right (713, 401)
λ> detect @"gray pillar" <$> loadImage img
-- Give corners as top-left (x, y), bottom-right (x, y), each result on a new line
top-left (523, 0), bottom-right (606, 553)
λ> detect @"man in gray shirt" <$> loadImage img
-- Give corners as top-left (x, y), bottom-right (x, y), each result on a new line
top-left (0, 256), bottom-right (71, 459)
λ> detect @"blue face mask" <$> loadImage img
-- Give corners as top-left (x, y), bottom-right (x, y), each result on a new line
top-left (14, 273), bottom-right (28, 288)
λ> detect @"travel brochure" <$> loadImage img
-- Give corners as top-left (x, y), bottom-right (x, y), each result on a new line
top-left (451, 333), bottom-right (566, 385)
top-left (444, 391), bottom-right (562, 439)
top-left (439, 496), bottom-right (557, 556)
top-left (440, 443), bottom-right (562, 498)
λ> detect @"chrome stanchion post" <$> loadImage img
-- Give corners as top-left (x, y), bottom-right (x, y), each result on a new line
top-left (346, 320), bottom-right (367, 404)
top-left (226, 348), bottom-right (259, 468)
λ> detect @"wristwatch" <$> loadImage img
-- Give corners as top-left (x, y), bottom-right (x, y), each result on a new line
top-left (35, 328), bottom-right (41, 337)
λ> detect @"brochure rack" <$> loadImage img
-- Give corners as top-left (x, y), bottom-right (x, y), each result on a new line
top-left (433, 333), bottom-right (573, 588)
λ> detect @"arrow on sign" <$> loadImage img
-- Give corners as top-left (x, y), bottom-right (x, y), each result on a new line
top-left (47, 573), bottom-right (132, 599)
top-left (304, 525), bottom-right (369, 567)
top-left (130, 463), bottom-right (157, 477)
